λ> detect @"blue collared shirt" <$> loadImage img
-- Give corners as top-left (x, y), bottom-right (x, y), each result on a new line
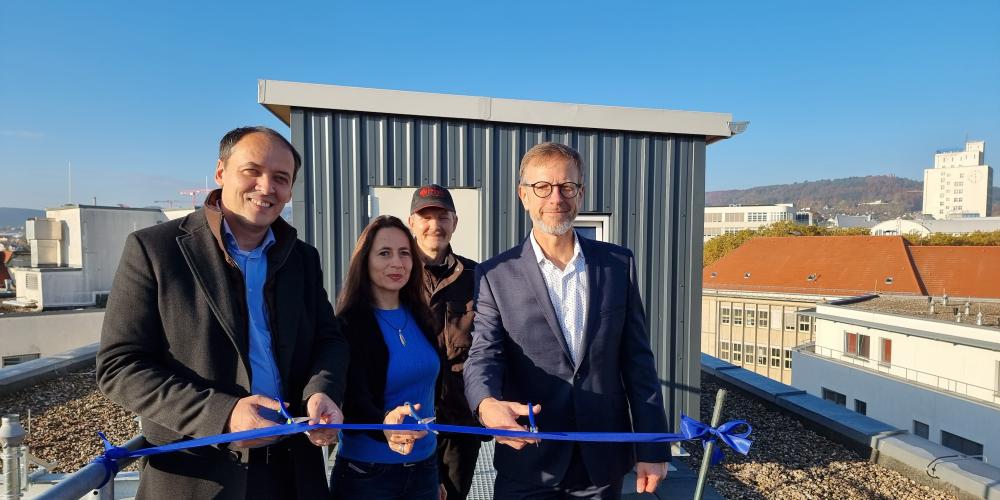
top-left (222, 219), bottom-right (283, 420)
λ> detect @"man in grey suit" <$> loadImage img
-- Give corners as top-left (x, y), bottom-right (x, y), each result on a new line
top-left (97, 127), bottom-right (348, 499)
top-left (464, 142), bottom-right (669, 499)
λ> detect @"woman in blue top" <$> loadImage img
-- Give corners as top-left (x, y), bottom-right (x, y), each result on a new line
top-left (331, 215), bottom-right (443, 500)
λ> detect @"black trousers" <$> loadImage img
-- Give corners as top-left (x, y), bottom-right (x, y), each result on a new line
top-left (492, 445), bottom-right (623, 500)
top-left (437, 435), bottom-right (483, 500)
top-left (246, 445), bottom-right (297, 499)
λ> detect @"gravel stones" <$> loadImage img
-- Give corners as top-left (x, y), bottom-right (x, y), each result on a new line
top-left (682, 380), bottom-right (955, 499)
top-left (0, 364), bottom-right (139, 473)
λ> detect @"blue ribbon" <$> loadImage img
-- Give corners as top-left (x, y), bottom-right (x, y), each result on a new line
top-left (91, 432), bottom-right (130, 488)
top-left (679, 414), bottom-right (753, 465)
top-left (91, 415), bottom-right (752, 475)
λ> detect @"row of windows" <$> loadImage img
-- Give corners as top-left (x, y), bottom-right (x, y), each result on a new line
top-left (720, 306), bottom-right (813, 333)
top-left (704, 228), bottom-right (753, 237)
top-left (824, 389), bottom-right (985, 459)
top-left (821, 388), bottom-right (864, 413)
top-left (844, 332), bottom-right (893, 364)
top-left (706, 211), bottom-right (798, 224)
top-left (719, 341), bottom-right (792, 369)
top-left (847, 338), bottom-right (1000, 395)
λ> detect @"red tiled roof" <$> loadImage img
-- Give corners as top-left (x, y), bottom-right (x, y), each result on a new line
top-left (908, 246), bottom-right (1000, 299)
top-left (703, 236), bottom-right (924, 296)
top-left (704, 236), bottom-right (1000, 299)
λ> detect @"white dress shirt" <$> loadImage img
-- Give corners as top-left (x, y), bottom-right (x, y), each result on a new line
top-left (529, 231), bottom-right (589, 365)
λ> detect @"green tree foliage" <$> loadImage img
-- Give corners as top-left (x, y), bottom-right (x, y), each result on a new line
top-left (904, 230), bottom-right (1000, 246)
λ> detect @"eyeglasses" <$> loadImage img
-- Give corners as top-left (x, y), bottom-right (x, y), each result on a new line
top-left (520, 181), bottom-right (583, 199)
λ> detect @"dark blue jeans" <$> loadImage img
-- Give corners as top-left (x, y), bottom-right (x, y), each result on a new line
top-left (329, 455), bottom-right (438, 500)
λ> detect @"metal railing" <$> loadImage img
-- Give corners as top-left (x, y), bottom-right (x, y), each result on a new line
top-left (34, 435), bottom-right (146, 500)
top-left (798, 343), bottom-right (1000, 407)
top-left (703, 284), bottom-right (925, 298)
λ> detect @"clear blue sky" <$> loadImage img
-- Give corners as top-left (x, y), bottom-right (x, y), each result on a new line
top-left (2, 0), bottom-right (998, 210)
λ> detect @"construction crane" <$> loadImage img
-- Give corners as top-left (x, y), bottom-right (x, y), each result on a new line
top-left (179, 188), bottom-right (213, 207)
top-left (154, 199), bottom-right (180, 208)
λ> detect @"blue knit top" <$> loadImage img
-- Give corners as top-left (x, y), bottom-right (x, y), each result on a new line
top-left (337, 307), bottom-right (439, 463)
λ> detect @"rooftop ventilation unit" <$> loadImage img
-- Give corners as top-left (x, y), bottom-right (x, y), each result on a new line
top-left (25, 218), bottom-right (61, 240)
top-left (25, 218), bottom-right (62, 267)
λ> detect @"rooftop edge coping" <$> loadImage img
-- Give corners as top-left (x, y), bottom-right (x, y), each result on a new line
top-left (257, 79), bottom-right (737, 139)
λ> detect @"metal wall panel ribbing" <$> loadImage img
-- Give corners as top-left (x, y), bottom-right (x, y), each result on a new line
top-left (291, 107), bottom-right (703, 428)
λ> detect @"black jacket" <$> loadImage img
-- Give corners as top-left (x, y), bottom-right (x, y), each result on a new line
top-left (97, 190), bottom-right (349, 499)
top-left (338, 303), bottom-right (439, 441)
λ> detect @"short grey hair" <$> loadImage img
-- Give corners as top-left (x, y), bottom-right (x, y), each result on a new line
top-left (518, 142), bottom-right (584, 184)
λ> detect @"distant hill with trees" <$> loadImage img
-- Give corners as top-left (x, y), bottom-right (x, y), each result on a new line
top-left (705, 175), bottom-right (1000, 220)
top-left (0, 207), bottom-right (44, 228)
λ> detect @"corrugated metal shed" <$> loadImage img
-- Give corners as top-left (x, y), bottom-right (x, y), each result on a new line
top-left (259, 79), bottom-right (737, 431)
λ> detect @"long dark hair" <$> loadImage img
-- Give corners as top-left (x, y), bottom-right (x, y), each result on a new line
top-left (336, 215), bottom-right (432, 329)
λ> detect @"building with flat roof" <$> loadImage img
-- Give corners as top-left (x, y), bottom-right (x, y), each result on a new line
top-left (703, 203), bottom-right (812, 241)
top-left (702, 235), bottom-right (1000, 384)
top-left (871, 216), bottom-right (1000, 236)
top-left (7, 205), bottom-right (167, 309)
top-left (922, 141), bottom-right (993, 219)
top-left (828, 214), bottom-right (877, 229)
top-left (794, 295), bottom-right (1000, 463)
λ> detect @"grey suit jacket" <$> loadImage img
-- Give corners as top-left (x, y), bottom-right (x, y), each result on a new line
top-left (97, 193), bottom-right (348, 499)
top-left (464, 236), bottom-right (670, 487)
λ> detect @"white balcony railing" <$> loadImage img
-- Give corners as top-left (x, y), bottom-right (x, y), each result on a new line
top-left (797, 343), bottom-right (1000, 407)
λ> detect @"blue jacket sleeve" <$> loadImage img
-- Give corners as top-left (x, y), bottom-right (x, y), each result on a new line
top-left (463, 264), bottom-right (507, 415)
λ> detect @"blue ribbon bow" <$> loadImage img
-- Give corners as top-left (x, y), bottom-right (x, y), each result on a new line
top-left (92, 432), bottom-right (131, 488)
top-left (679, 414), bottom-right (753, 465)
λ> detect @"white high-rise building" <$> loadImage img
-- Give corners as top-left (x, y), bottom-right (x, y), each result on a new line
top-left (922, 141), bottom-right (993, 219)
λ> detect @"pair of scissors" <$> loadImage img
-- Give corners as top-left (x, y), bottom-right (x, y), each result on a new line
top-left (276, 397), bottom-right (312, 424)
top-left (407, 401), bottom-right (438, 434)
top-left (526, 401), bottom-right (539, 434)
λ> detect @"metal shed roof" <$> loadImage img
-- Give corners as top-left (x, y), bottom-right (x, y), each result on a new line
top-left (258, 79), bottom-right (736, 140)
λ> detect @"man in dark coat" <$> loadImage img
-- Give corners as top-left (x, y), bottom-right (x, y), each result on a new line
top-left (464, 143), bottom-right (670, 499)
top-left (407, 184), bottom-right (482, 499)
top-left (97, 126), bottom-right (349, 499)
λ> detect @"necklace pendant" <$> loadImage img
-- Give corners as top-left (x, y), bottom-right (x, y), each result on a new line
top-left (398, 330), bottom-right (407, 346)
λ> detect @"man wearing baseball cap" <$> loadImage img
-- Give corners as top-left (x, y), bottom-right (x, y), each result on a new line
top-left (408, 184), bottom-right (484, 499)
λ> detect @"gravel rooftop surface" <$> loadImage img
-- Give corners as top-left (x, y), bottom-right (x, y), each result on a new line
top-left (0, 367), bottom-right (959, 499)
top-left (0, 364), bottom-right (139, 473)
top-left (849, 295), bottom-right (1000, 329)
top-left (0, 304), bottom-right (35, 314)
top-left (681, 380), bottom-right (955, 500)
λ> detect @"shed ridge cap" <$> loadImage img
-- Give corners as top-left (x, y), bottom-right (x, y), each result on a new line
top-left (257, 79), bottom-right (735, 137)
